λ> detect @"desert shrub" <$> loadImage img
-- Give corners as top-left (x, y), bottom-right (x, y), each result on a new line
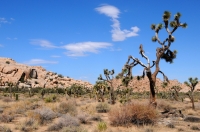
top-left (2, 97), bottom-right (12, 103)
top-left (44, 94), bottom-right (57, 103)
top-left (97, 121), bottom-right (107, 132)
top-left (191, 125), bottom-right (200, 131)
top-left (77, 113), bottom-right (89, 124)
top-left (0, 125), bottom-right (12, 132)
top-left (48, 114), bottom-right (80, 131)
top-left (27, 107), bottom-right (56, 124)
top-left (90, 115), bottom-right (102, 122)
top-left (96, 103), bottom-right (110, 113)
top-left (61, 126), bottom-right (87, 132)
top-left (109, 103), bottom-right (158, 126)
top-left (58, 74), bottom-right (64, 78)
top-left (167, 123), bottom-right (175, 128)
top-left (19, 118), bottom-right (38, 132)
top-left (56, 88), bottom-right (65, 94)
top-left (5, 61), bottom-right (10, 64)
top-left (57, 100), bottom-right (77, 115)
top-left (0, 113), bottom-right (14, 123)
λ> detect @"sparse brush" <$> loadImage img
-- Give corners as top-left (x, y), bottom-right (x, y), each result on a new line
top-left (77, 113), bottom-right (89, 124)
top-left (27, 107), bottom-right (56, 125)
top-left (96, 103), bottom-right (110, 113)
top-left (47, 114), bottom-right (80, 131)
top-left (0, 113), bottom-right (14, 123)
top-left (0, 125), bottom-right (12, 132)
top-left (2, 97), bottom-right (12, 103)
top-left (57, 100), bottom-right (77, 116)
top-left (109, 103), bottom-right (158, 126)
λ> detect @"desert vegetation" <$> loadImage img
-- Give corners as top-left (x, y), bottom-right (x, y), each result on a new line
top-left (0, 11), bottom-right (200, 132)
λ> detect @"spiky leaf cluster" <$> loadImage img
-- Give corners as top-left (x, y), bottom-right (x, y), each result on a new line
top-left (181, 23), bottom-right (187, 28)
top-left (163, 11), bottom-right (171, 21)
top-left (174, 12), bottom-right (181, 20)
top-left (98, 74), bottom-right (103, 80)
top-left (184, 77), bottom-right (199, 90)
top-left (170, 36), bottom-right (175, 42)
top-left (122, 76), bottom-right (132, 87)
top-left (161, 50), bottom-right (177, 63)
top-left (151, 24), bottom-right (156, 30)
top-left (152, 36), bottom-right (157, 42)
top-left (170, 21), bottom-right (178, 28)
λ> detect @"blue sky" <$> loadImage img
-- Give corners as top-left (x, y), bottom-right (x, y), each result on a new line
top-left (1, 0), bottom-right (200, 84)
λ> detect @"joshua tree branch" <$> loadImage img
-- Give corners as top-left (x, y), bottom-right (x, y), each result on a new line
top-left (159, 70), bottom-right (169, 82)
top-left (126, 55), bottom-right (147, 68)
top-left (139, 44), bottom-right (150, 67)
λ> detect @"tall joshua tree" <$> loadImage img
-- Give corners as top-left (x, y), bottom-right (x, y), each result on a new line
top-left (123, 11), bottom-right (187, 107)
top-left (184, 77), bottom-right (199, 110)
top-left (98, 69), bottom-right (115, 104)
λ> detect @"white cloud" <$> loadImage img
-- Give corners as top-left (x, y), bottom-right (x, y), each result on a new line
top-left (30, 39), bottom-right (58, 49)
top-left (96, 5), bottom-right (140, 41)
top-left (0, 18), bottom-right (8, 23)
top-left (95, 5), bottom-right (120, 18)
top-left (10, 18), bottom-right (15, 21)
top-left (51, 55), bottom-right (61, 58)
top-left (0, 44), bottom-right (3, 47)
top-left (62, 41), bottom-right (112, 56)
top-left (23, 59), bottom-right (58, 65)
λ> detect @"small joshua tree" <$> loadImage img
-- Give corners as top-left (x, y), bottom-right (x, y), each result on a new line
top-left (98, 69), bottom-right (115, 104)
top-left (170, 85), bottom-right (182, 101)
top-left (93, 81), bottom-right (108, 102)
top-left (123, 11), bottom-right (187, 107)
top-left (184, 77), bottom-right (199, 110)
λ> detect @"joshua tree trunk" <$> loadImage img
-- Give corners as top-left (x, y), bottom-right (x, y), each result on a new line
top-left (191, 92), bottom-right (195, 110)
top-left (146, 71), bottom-right (157, 107)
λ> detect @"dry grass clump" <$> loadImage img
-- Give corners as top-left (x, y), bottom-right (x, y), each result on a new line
top-left (96, 102), bottom-right (110, 113)
top-left (109, 102), bottom-right (158, 126)
top-left (0, 125), bottom-right (12, 132)
top-left (77, 112), bottom-right (90, 124)
top-left (0, 113), bottom-right (15, 123)
top-left (157, 101), bottom-right (173, 112)
top-left (18, 118), bottom-right (39, 132)
top-left (27, 107), bottom-right (56, 125)
top-left (48, 114), bottom-right (80, 131)
top-left (2, 97), bottom-right (12, 103)
top-left (56, 100), bottom-right (77, 116)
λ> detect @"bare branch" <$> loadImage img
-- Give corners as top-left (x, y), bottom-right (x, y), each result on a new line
top-left (159, 70), bottom-right (169, 83)
top-left (139, 44), bottom-right (150, 67)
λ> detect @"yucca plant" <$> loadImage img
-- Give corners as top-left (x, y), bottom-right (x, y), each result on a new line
top-left (184, 77), bottom-right (199, 110)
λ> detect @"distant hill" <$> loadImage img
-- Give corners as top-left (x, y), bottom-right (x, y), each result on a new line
top-left (0, 57), bottom-right (92, 89)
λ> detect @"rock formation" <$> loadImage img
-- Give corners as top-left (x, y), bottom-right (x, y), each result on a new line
top-left (0, 57), bottom-right (93, 89)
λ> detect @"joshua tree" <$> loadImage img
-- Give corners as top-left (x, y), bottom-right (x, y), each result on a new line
top-left (170, 85), bottom-right (182, 101)
top-left (184, 77), bottom-right (199, 110)
top-left (123, 11), bottom-right (187, 107)
top-left (93, 81), bottom-right (108, 102)
top-left (98, 69), bottom-right (115, 104)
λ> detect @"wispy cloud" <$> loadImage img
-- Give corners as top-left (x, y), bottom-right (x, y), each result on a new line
top-left (0, 44), bottom-right (3, 47)
top-left (23, 59), bottom-right (58, 65)
top-left (30, 39), bottom-right (58, 49)
top-left (51, 55), bottom-right (61, 58)
top-left (95, 5), bottom-right (140, 41)
top-left (6, 37), bottom-right (18, 40)
top-left (10, 18), bottom-right (15, 21)
top-left (0, 18), bottom-right (9, 23)
top-left (62, 41), bottom-right (112, 56)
